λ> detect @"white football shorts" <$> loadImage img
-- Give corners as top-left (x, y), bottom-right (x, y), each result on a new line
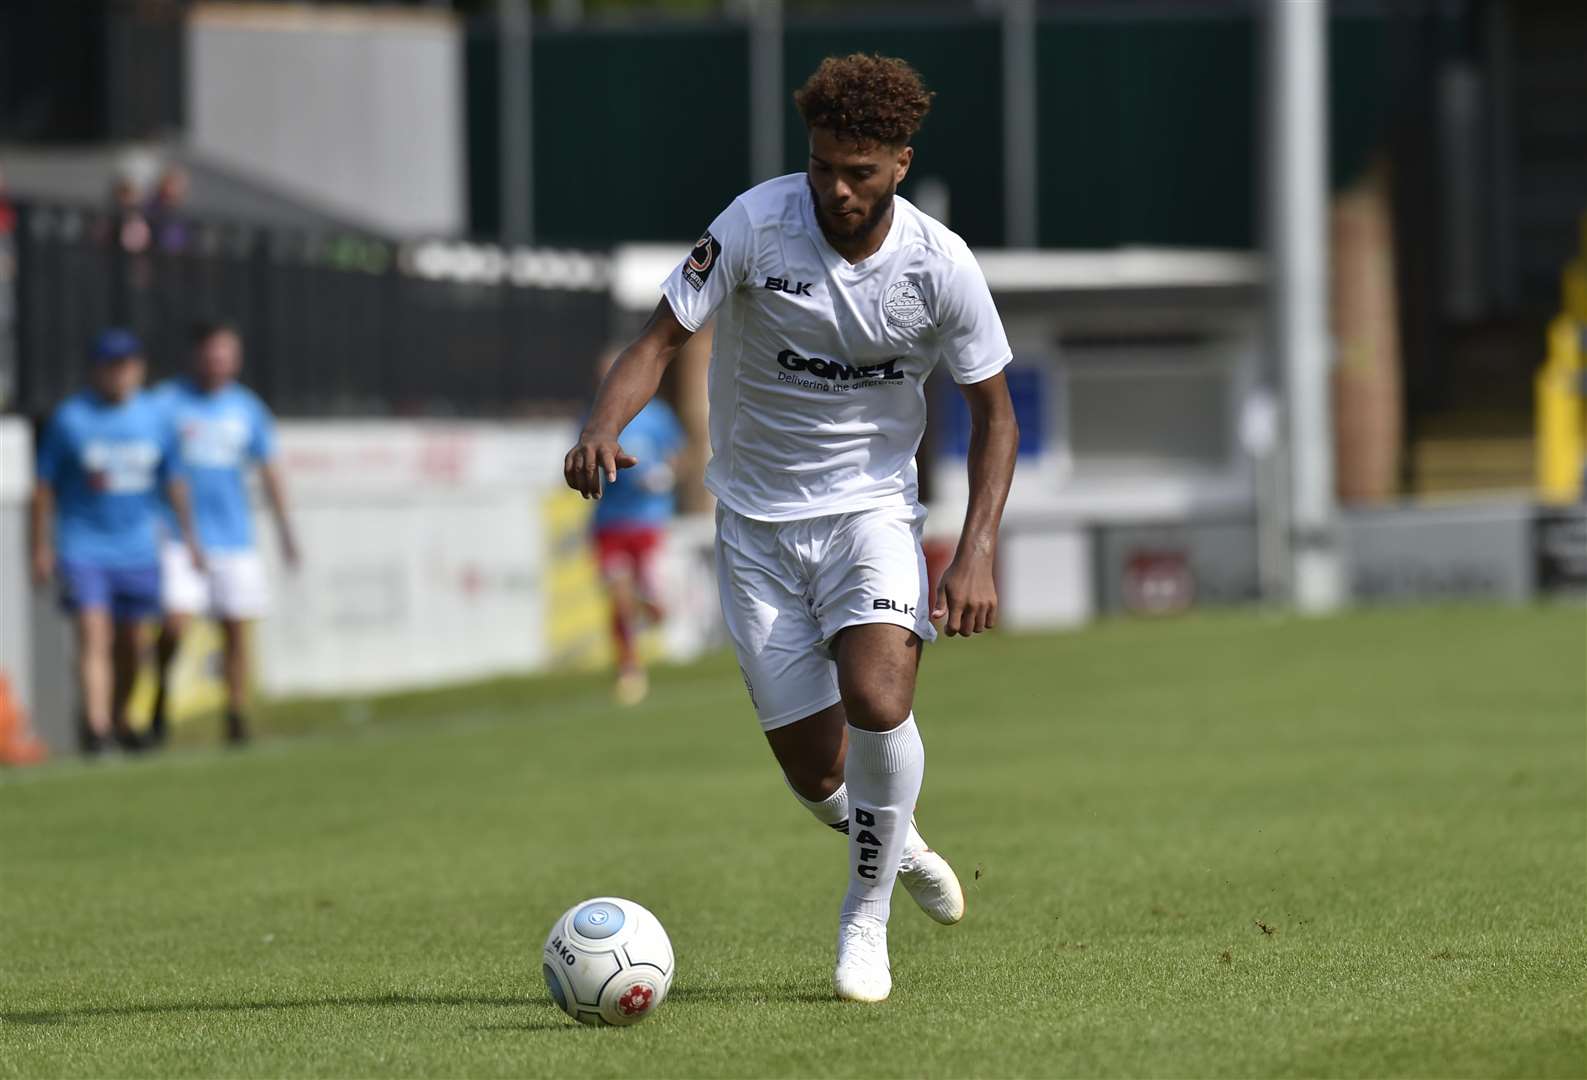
top-left (161, 541), bottom-right (271, 620)
top-left (715, 502), bottom-right (937, 731)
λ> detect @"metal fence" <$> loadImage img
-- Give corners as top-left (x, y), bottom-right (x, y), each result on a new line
top-left (7, 202), bottom-right (613, 420)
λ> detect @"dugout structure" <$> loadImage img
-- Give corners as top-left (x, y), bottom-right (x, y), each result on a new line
top-left (609, 245), bottom-right (1267, 627)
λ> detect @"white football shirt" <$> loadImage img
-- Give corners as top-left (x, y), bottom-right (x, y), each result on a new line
top-left (660, 173), bottom-right (1011, 522)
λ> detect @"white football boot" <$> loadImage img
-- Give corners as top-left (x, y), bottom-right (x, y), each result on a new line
top-left (898, 829), bottom-right (966, 925)
top-left (833, 914), bottom-right (891, 1002)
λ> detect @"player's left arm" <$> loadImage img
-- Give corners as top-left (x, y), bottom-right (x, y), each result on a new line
top-left (258, 463), bottom-right (300, 570)
top-left (250, 398), bottom-right (299, 569)
top-left (931, 372), bottom-right (1018, 637)
top-left (165, 476), bottom-right (207, 574)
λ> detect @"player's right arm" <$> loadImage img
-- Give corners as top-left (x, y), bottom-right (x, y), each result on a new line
top-left (564, 299), bottom-right (693, 499)
top-left (30, 409), bottom-right (66, 585)
top-left (29, 482), bottom-right (54, 585)
top-left (566, 200), bottom-right (751, 499)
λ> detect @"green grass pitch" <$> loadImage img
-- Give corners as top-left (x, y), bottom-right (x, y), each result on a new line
top-left (2, 605), bottom-right (1583, 1078)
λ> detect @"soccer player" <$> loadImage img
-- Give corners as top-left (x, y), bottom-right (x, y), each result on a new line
top-left (564, 54), bottom-right (1018, 1002)
top-left (150, 322), bottom-right (298, 746)
top-left (30, 329), bottom-right (203, 754)
top-left (589, 348), bottom-right (685, 706)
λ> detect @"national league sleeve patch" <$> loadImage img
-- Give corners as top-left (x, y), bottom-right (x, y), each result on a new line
top-left (682, 231), bottom-right (723, 292)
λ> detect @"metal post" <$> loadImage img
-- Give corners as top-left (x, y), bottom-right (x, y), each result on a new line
top-left (748, 0), bottom-right (784, 184)
top-left (1003, 0), bottom-right (1037, 247)
top-left (499, 0), bottom-right (533, 244)
top-left (1266, 0), bottom-right (1343, 613)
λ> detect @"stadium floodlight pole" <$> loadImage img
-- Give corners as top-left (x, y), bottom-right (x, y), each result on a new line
top-left (1266, 0), bottom-right (1343, 612)
top-left (499, 0), bottom-right (533, 245)
top-left (1002, 0), bottom-right (1037, 247)
top-left (747, 0), bottom-right (784, 184)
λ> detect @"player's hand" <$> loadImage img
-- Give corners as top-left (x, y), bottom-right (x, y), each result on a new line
top-left (31, 545), bottom-right (54, 586)
top-left (281, 534), bottom-right (302, 573)
top-left (564, 432), bottom-right (638, 500)
top-left (931, 551), bottom-right (998, 637)
top-left (188, 541), bottom-right (209, 575)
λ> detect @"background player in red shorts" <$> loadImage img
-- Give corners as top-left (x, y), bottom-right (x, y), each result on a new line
top-left (589, 350), bottom-right (684, 705)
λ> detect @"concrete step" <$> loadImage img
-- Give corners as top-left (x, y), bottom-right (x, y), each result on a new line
top-left (1410, 435), bottom-right (1535, 495)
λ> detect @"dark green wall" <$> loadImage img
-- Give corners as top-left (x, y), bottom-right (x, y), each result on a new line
top-left (532, 23), bottom-right (751, 246)
top-left (1037, 16), bottom-right (1257, 248)
top-left (468, 11), bottom-right (1392, 251)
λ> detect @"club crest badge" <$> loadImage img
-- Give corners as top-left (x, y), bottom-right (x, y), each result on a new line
top-left (884, 279), bottom-right (928, 328)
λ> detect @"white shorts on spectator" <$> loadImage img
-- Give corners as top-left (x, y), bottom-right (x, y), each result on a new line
top-left (161, 541), bottom-right (270, 620)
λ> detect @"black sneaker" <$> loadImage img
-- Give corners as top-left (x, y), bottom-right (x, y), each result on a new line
top-left (78, 724), bottom-right (107, 757)
top-left (112, 724), bottom-right (148, 753)
top-left (147, 686), bottom-right (169, 748)
top-left (225, 710), bottom-right (251, 746)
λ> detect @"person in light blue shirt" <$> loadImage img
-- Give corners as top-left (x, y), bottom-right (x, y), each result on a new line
top-left (150, 321), bottom-right (299, 747)
top-left (30, 328), bottom-right (203, 754)
top-left (588, 349), bottom-right (687, 706)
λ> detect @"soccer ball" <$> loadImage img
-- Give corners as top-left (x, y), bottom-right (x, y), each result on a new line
top-left (542, 897), bottom-right (675, 1026)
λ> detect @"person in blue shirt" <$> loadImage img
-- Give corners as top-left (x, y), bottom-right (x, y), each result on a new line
top-left (150, 321), bottom-right (299, 747)
top-left (588, 349), bottom-right (686, 706)
top-left (30, 329), bottom-right (203, 754)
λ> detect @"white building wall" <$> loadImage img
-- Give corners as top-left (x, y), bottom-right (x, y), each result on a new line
top-left (188, 4), bottom-right (466, 237)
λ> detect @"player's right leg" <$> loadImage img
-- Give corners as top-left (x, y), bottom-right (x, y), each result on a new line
top-left (151, 613), bottom-right (188, 746)
top-left (211, 549), bottom-right (271, 744)
top-left (109, 618), bottom-right (144, 748)
top-left (71, 612), bottom-right (113, 753)
top-left (59, 563), bottom-right (114, 753)
top-left (595, 528), bottom-right (647, 705)
top-left (714, 506), bottom-right (842, 733)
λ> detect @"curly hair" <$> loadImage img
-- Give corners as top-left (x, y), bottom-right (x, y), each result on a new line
top-left (793, 54), bottom-right (934, 148)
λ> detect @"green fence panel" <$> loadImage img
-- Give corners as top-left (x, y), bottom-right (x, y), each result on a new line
top-left (1037, 15), bottom-right (1257, 249)
top-left (466, 11), bottom-right (1392, 251)
top-left (531, 22), bottom-right (750, 247)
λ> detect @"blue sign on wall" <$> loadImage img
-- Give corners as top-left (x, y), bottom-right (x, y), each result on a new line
top-left (940, 364), bottom-right (1046, 458)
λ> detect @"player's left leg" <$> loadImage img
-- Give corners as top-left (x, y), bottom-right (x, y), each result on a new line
top-left (212, 550), bottom-right (271, 744)
top-left (813, 508), bottom-right (966, 1001)
top-left (108, 619), bottom-right (145, 750)
top-left (108, 563), bottom-right (162, 751)
top-left (595, 529), bottom-right (647, 705)
top-left (218, 619), bottom-right (251, 744)
top-left (629, 526), bottom-right (667, 626)
top-left (150, 613), bottom-right (189, 747)
top-left (827, 623), bottom-right (924, 1002)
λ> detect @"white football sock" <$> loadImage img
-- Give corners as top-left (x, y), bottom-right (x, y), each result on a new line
top-left (840, 715), bottom-right (926, 924)
top-left (787, 778), bottom-right (852, 836)
top-left (786, 777), bottom-right (927, 853)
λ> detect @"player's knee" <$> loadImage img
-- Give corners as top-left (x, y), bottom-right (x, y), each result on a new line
top-left (841, 680), bottom-right (909, 733)
top-left (785, 760), bottom-right (842, 801)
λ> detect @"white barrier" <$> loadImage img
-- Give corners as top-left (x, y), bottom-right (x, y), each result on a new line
top-left (0, 417), bottom-right (34, 711)
top-left (255, 420), bottom-right (725, 699)
top-left (256, 420), bottom-right (575, 697)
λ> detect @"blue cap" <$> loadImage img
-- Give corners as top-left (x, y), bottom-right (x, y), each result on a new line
top-left (90, 328), bottom-right (143, 365)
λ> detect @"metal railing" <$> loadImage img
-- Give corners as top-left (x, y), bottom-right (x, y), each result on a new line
top-left (7, 202), bottom-right (612, 420)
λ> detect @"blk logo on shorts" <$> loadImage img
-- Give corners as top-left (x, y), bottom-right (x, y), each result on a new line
top-left (873, 598), bottom-right (917, 618)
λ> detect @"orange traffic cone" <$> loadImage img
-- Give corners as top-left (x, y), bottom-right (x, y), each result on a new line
top-left (0, 672), bottom-right (48, 766)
